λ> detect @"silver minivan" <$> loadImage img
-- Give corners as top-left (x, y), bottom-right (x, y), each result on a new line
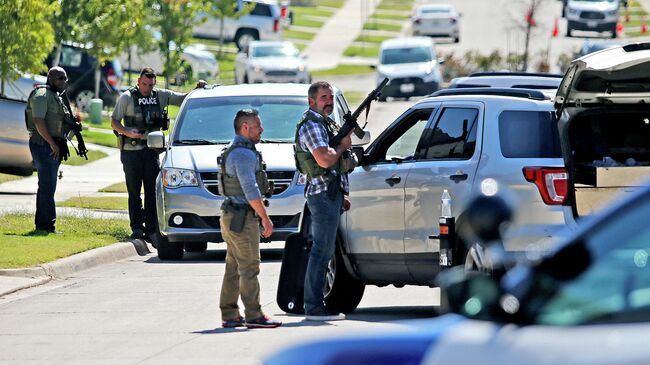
top-left (149, 83), bottom-right (352, 260)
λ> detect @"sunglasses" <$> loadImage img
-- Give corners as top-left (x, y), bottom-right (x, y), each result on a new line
top-left (56, 76), bottom-right (68, 81)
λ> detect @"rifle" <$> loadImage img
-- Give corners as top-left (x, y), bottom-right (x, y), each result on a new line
top-left (329, 77), bottom-right (389, 148)
top-left (60, 89), bottom-right (89, 159)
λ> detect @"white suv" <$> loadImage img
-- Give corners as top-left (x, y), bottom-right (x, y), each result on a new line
top-left (565, 0), bottom-right (620, 38)
top-left (148, 83), bottom-right (352, 260)
top-left (295, 88), bottom-right (574, 313)
top-left (193, 0), bottom-right (283, 50)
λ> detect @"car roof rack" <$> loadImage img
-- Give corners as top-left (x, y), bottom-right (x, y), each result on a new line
top-left (468, 71), bottom-right (563, 78)
top-left (431, 88), bottom-right (550, 100)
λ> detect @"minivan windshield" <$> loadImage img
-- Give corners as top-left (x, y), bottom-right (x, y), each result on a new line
top-left (174, 96), bottom-right (307, 144)
top-left (381, 46), bottom-right (433, 65)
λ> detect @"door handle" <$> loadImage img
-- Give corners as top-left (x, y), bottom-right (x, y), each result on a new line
top-left (385, 175), bottom-right (401, 186)
top-left (449, 171), bottom-right (468, 183)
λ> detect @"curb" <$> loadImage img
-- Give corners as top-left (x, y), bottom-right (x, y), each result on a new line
top-left (0, 240), bottom-right (151, 296)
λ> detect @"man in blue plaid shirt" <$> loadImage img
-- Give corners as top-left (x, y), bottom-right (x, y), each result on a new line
top-left (295, 81), bottom-right (353, 321)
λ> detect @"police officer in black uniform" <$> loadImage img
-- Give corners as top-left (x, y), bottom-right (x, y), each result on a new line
top-left (111, 67), bottom-right (206, 239)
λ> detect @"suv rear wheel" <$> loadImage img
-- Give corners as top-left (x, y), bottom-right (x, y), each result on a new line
top-left (323, 239), bottom-right (365, 313)
top-left (235, 29), bottom-right (259, 51)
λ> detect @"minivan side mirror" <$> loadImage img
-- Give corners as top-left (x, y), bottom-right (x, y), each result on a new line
top-left (147, 131), bottom-right (166, 149)
top-left (438, 58), bottom-right (445, 65)
top-left (370, 64), bottom-right (377, 69)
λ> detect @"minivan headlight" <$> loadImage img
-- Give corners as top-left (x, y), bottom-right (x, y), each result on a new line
top-left (606, 9), bottom-right (618, 16)
top-left (163, 168), bottom-right (198, 188)
top-left (567, 7), bottom-right (578, 15)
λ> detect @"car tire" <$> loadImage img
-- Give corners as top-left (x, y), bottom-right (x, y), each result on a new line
top-left (75, 90), bottom-right (94, 113)
top-left (454, 36), bottom-right (460, 43)
top-left (235, 29), bottom-right (259, 51)
top-left (566, 27), bottom-right (572, 37)
top-left (154, 232), bottom-right (184, 260)
top-left (184, 242), bottom-right (208, 253)
top-left (243, 74), bottom-right (249, 84)
top-left (323, 239), bottom-right (365, 313)
top-left (611, 25), bottom-right (618, 38)
top-left (378, 95), bottom-right (387, 102)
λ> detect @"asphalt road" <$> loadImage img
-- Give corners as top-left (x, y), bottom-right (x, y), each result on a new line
top-left (0, 243), bottom-right (441, 364)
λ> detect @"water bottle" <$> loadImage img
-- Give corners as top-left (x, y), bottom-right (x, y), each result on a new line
top-left (441, 189), bottom-right (452, 217)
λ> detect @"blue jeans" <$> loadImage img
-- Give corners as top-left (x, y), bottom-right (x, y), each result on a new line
top-left (304, 189), bottom-right (343, 314)
top-left (29, 141), bottom-right (61, 231)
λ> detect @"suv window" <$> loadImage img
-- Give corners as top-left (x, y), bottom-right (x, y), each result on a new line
top-left (370, 109), bottom-right (433, 162)
top-left (416, 107), bottom-right (478, 159)
top-left (499, 111), bottom-right (561, 158)
top-left (60, 47), bottom-right (83, 67)
top-left (250, 3), bottom-right (272, 17)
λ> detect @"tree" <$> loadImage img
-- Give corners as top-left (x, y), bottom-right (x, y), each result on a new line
top-left (204, 0), bottom-right (254, 55)
top-left (50, 0), bottom-right (84, 67)
top-left (505, 0), bottom-right (549, 71)
top-left (151, 0), bottom-right (203, 87)
top-left (0, 0), bottom-right (58, 97)
top-left (78, 0), bottom-right (148, 98)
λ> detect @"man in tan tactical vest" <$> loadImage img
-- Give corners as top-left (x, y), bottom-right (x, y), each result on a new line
top-left (218, 109), bottom-right (281, 329)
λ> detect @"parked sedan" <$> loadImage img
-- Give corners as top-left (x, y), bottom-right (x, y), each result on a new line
top-left (264, 183), bottom-right (650, 365)
top-left (411, 4), bottom-right (461, 43)
top-left (234, 41), bottom-right (311, 84)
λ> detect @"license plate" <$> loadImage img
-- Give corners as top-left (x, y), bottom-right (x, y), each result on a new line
top-left (587, 20), bottom-right (598, 28)
top-left (400, 83), bottom-right (415, 93)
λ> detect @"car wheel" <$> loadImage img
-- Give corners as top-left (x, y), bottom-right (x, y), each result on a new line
top-left (566, 27), bottom-right (572, 37)
top-left (154, 232), bottom-right (184, 260)
top-left (611, 25), bottom-right (618, 38)
top-left (323, 239), bottom-right (365, 313)
top-left (454, 36), bottom-right (460, 43)
top-left (75, 90), bottom-right (94, 113)
top-left (184, 242), bottom-right (208, 253)
top-left (235, 29), bottom-right (258, 51)
top-left (243, 74), bottom-right (249, 84)
top-left (378, 95), bottom-right (387, 102)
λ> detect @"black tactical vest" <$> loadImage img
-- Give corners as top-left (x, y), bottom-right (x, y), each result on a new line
top-left (124, 87), bottom-right (162, 131)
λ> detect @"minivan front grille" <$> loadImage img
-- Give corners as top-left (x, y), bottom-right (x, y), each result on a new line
top-left (200, 171), bottom-right (295, 196)
top-left (580, 11), bottom-right (605, 20)
top-left (266, 70), bottom-right (297, 76)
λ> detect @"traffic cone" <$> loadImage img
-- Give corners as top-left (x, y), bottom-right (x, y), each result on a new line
top-left (552, 17), bottom-right (559, 37)
top-left (617, 22), bottom-right (624, 35)
top-left (642, 16), bottom-right (647, 33)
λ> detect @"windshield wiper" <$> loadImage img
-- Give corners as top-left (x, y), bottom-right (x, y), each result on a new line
top-left (174, 139), bottom-right (216, 145)
top-left (260, 139), bottom-right (292, 143)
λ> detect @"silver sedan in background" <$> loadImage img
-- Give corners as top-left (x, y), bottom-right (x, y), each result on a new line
top-left (411, 3), bottom-right (461, 43)
top-left (234, 40), bottom-right (311, 84)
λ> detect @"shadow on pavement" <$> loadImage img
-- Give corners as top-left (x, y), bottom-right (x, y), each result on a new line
top-left (144, 247), bottom-right (284, 264)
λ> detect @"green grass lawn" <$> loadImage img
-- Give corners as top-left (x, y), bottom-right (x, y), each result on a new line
top-left (363, 21), bottom-right (403, 32)
top-left (292, 17), bottom-right (326, 28)
top-left (99, 182), bottom-right (129, 193)
top-left (377, 1), bottom-right (414, 12)
top-left (312, 64), bottom-right (375, 76)
top-left (370, 12), bottom-right (410, 21)
top-left (58, 196), bottom-right (128, 211)
top-left (355, 34), bottom-right (393, 44)
top-left (82, 130), bottom-right (118, 148)
top-left (62, 149), bottom-right (107, 166)
top-left (0, 173), bottom-right (31, 184)
top-left (343, 45), bottom-right (380, 58)
top-left (0, 213), bottom-right (130, 269)
top-left (317, 0), bottom-right (344, 8)
top-left (284, 29), bottom-right (318, 41)
top-left (291, 6), bottom-right (334, 18)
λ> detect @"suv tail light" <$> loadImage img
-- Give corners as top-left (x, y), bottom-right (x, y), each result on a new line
top-left (523, 167), bottom-right (568, 205)
top-left (106, 67), bottom-right (118, 87)
top-left (273, 19), bottom-right (279, 32)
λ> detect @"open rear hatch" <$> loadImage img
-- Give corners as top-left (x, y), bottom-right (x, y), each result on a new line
top-left (555, 43), bottom-right (650, 217)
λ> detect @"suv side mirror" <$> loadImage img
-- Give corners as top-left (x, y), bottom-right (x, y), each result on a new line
top-left (147, 131), bottom-right (166, 149)
top-left (351, 130), bottom-right (371, 146)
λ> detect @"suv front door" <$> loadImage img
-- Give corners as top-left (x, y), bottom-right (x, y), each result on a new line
top-left (404, 102), bottom-right (483, 283)
top-left (346, 107), bottom-right (436, 282)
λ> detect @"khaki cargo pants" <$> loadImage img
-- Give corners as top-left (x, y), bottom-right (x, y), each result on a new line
top-left (219, 210), bottom-right (263, 321)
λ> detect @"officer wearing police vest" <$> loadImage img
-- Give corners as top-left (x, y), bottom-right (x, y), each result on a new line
top-left (25, 66), bottom-right (73, 233)
top-left (295, 81), bottom-right (357, 321)
top-left (111, 67), bottom-right (206, 240)
top-left (218, 109), bottom-right (281, 329)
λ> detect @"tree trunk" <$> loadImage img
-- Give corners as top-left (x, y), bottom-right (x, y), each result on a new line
top-left (219, 15), bottom-right (225, 57)
top-left (94, 63), bottom-right (101, 98)
top-left (127, 45), bottom-right (133, 86)
top-left (52, 42), bottom-right (63, 67)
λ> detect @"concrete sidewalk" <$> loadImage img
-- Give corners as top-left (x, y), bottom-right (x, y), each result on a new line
top-left (303, 0), bottom-right (382, 70)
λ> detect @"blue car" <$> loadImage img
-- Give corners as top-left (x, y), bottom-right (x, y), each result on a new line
top-left (264, 183), bottom-right (650, 365)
